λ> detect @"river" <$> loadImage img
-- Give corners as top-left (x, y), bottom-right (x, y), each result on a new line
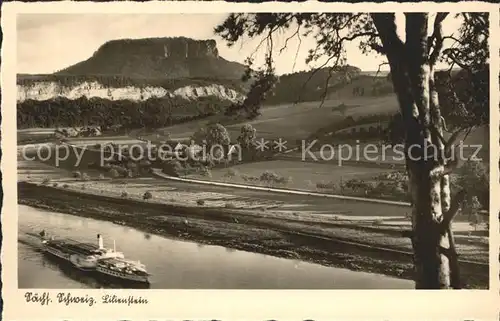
top-left (18, 205), bottom-right (413, 289)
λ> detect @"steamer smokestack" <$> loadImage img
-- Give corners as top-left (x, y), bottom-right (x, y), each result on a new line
top-left (97, 234), bottom-right (104, 250)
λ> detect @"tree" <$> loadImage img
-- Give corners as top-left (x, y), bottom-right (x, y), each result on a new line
top-left (191, 123), bottom-right (231, 163)
top-left (191, 127), bottom-right (208, 145)
top-left (463, 195), bottom-right (482, 230)
top-left (237, 123), bottom-right (257, 148)
top-left (225, 57), bottom-right (278, 119)
top-left (236, 123), bottom-right (257, 161)
top-left (455, 159), bottom-right (489, 211)
top-left (215, 12), bottom-right (489, 289)
top-left (206, 123), bottom-right (231, 147)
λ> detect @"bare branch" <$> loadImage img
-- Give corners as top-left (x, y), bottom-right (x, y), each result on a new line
top-left (440, 116), bottom-right (449, 133)
top-left (432, 125), bottom-right (473, 163)
top-left (339, 13), bottom-right (364, 30)
top-left (441, 35), bottom-right (464, 46)
top-left (279, 24), bottom-right (301, 55)
top-left (291, 29), bottom-right (302, 72)
top-left (295, 54), bottom-right (337, 104)
top-left (441, 189), bottom-right (466, 230)
top-left (249, 33), bottom-right (272, 60)
top-left (446, 127), bottom-right (468, 151)
top-left (375, 62), bottom-right (389, 77)
top-left (248, 15), bottom-right (296, 61)
top-left (429, 160), bottom-right (459, 181)
top-left (429, 13), bottom-right (449, 66)
top-left (318, 56), bottom-right (342, 108)
top-left (341, 31), bottom-right (379, 43)
top-left (442, 48), bottom-right (472, 71)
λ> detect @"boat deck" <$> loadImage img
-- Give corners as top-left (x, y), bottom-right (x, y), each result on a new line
top-left (98, 257), bottom-right (140, 265)
top-left (97, 257), bottom-right (148, 275)
top-left (46, 239), bottom-right (100, 256)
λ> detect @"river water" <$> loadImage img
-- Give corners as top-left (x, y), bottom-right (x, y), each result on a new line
top-left (18, 205), bottom-right (413, 289)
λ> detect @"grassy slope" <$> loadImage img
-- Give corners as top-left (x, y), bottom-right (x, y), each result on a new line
top-left (144, 94), bottom-right (400, 143)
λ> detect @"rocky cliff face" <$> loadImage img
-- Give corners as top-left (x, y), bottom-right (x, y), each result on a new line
top-left (17, 37), bottom-right (248, 103)
top-left (96, 37), bottom-right (219, 60)
top-left (17, 81), bottom-right (244, 103)
top-left (56, 37), bottom-right (245, 79)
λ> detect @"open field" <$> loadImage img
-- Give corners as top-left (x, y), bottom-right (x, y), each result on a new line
top-left (18, 141), bottom-right (409, 202)
top-left (18, 137), bottom-right (486, 206)
top-left (137, 95), bottom-right (399, 145)
top-left (188, 160), bottom-right (391, 190)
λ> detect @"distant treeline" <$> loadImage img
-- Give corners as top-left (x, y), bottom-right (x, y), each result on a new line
top-left (17, 95), bottom-right (232, 130)
top-left (265, 67), bottom-right (394, 104)
top-left (17, 74), bottom-right (245, 92)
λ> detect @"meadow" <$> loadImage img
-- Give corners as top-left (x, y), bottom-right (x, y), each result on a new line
top-left (137, 94), bottom-right (400, 144)
top-left (188, 160), bottom-right (390, 191)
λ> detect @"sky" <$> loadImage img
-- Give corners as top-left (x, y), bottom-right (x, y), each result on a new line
top-left (17, 13), bottom-right (462, 75)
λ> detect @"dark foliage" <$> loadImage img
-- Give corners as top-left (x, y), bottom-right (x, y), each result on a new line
top-left (17, 95), bottom-right (233, 130)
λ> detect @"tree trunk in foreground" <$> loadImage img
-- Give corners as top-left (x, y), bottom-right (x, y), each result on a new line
top-left (372, 13), bottom-right (461, 289)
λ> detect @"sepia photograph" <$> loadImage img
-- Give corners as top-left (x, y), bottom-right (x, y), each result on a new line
top-left (13, 10), bottom-right (492, 291)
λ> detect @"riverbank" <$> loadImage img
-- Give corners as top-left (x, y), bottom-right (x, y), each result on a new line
top-left (18, 181), bottom-right (488, 289)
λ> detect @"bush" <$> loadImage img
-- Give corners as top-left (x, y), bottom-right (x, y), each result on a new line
top-left (276, 176), bottom-right (292, 185)
top-left (52, 182), bottom-right (58, 187)
top-left (126, 161), bottom-right (138, 170)
top-left (143, 191), bottom-right (153, 200)
top-left (197, 199), bottom-right (205, 206)
top-left (81, 172), bottom-right (90, 181)
top-left (469, 212), bottom-right (483, 231)
top-left (199, 167), bottom-right (212, 178)
top-left (391, 183), bottom-right (407, 196)
top-left (457, 160), bottom-right (489, 209)
top-left (72, 171), bottom-right (82, 179)
top-left (316, 181), bottom-right (336, 190)
top-left (42, 178), bottom-right (50, 185)
top-left (109, 168), bottom-right (120, 178)
top-left (121, 192), bottom-right (128, 198)
top-left (224, 168), bottom-right (239, 178)
top-left (162, 160), bottom-right (183, 177)
top-left (260, 170), bottom-right (280, 183)
top-left (241, 174), bottom-right (260, 182)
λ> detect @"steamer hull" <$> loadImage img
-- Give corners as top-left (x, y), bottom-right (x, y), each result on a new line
top-left (96, 258), bottom-right (150, 284)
